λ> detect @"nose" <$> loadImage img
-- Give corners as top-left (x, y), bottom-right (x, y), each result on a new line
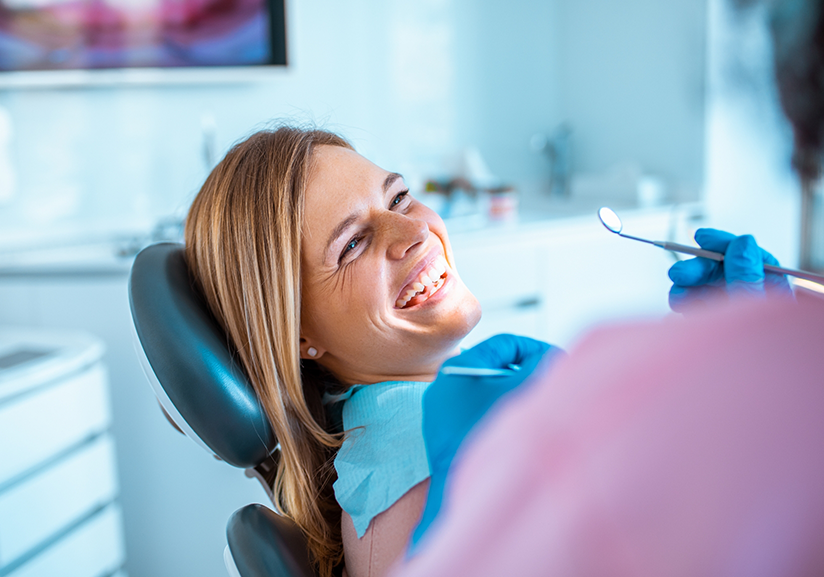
top-left (385, 213), bottom-right (429, 261)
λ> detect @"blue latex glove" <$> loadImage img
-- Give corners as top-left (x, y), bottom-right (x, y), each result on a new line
top-left (668, 228), bottom-right (793, 312)
top-left (409, 334), bottom-right (563, 552)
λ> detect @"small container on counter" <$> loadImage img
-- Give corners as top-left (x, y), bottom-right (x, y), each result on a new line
top-left (486, 186), bottom-right (518, 223)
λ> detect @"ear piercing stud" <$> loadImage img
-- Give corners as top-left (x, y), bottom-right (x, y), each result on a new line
top-left (307, 347), bottom-right (318, 357)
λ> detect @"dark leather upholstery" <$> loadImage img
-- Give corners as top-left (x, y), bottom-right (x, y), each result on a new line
top-left (128, 242), bottom-right (276, 468)
top-left (129, 242), bottom-right (322, 577)
top-left (227, 505), bottom-right (316, 577)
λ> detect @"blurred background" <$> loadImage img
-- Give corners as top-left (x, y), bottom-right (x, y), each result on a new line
top-left (0, 0), bottom-right (813, 576)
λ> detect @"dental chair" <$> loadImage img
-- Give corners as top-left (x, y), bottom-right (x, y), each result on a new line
top-left (128, 242), bottom-right (319, 577)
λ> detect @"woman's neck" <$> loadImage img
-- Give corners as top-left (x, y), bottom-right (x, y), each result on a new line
top-left (328, 347), bottom-right (462, 386)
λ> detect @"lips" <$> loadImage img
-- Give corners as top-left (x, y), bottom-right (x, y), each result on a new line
top-left (394, 248), bottom-right (451, 309)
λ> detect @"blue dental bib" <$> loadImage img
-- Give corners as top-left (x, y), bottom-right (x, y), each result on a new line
top-left (328, 380), bottom-right (431, 538)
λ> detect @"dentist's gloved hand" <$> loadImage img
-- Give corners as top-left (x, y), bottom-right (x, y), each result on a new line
top-left (410, 334), bottom-right (563, 552)
top-left (668, 228), bottom-right (793, 313)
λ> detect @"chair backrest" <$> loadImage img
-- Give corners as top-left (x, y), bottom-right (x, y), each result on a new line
top-left (129, 242), bottom-right (322, 577)
top-left (128, 242), bottom-right (277, 468)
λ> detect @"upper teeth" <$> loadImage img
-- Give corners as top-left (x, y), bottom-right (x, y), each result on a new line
top-left (396, 256), bottom-right (449, 308)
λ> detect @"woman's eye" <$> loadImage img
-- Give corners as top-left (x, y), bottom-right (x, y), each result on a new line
top-left (344, 238), bottom-right (359, 254)
top-left (391, 190), bottom-right (410, 207)
top-left (340, 237), bottom-right (361, 263)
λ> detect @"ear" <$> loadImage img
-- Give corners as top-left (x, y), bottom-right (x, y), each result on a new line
top-left (299, 336), bottom-right (325, 360)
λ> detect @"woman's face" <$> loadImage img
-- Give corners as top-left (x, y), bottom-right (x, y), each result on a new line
top-left (300, 145), bottom-right (481, 385)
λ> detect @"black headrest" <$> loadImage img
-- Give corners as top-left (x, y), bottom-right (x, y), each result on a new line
top-left (128, 242), bottom-right (276, 469)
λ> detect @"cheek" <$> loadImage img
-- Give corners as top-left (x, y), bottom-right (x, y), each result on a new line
top-left (302, 296), bottom-right (350, 351)
top-left (415, 202), bottom-right (447, 232)
top-left (303, 263), bottom-right (389, 335)
top-left (300, 274), bottom-right (345, 340)
top-left (412, 203), bottom-right (454, 253)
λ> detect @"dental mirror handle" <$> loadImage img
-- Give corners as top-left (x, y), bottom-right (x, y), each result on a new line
top-left (654, 241), bottom-right (724, 261)
top-left (440, 364), bottom-right (521, 377)
top-left (655, 241), bottom-right (824, 285)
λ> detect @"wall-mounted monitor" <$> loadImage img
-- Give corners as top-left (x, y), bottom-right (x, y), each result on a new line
top-left (0, 0), bottom-right (286, 86)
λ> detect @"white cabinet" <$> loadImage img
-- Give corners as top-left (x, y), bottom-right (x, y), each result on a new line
top-left (0, 364), bottom-right (110, 485)
top-left (0, 274), bottom-right (271, 577)
top-left (453, 231), bottom-right (544, 347)
top-left (0, 329), bottom-right (125, 577)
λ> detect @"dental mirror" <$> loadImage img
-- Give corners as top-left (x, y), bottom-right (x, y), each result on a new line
top-left (598, 207), bottom-right (624, 234)
top-left (597, 206), bottom-right (824, 286)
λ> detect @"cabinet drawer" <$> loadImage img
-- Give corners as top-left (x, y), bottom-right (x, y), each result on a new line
top-left (453, 243), bottom-right (539, 308)
top-left (0, 434), bottom-right (118, 567)
top-left (0, 363), bottom-right (110, 486)
top-left (7, 504), bottom-right (125, 577)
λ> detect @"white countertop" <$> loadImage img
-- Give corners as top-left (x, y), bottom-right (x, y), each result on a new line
top-left (0, 328), bottom-right (104, 402)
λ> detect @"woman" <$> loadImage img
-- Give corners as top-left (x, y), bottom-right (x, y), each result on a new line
top-left (184, 126), bottom-right (486, 576)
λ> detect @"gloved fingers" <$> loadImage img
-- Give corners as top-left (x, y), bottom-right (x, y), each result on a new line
top-left (762, 250), bottom-right (780, 267)
top-left (760, 249), bottom-right (795, 297)
top-left (765, 272), bottom-right (794, 297)
top-left (668, 283), bottom-right (726, 313)
top-left (694, 228), bottom-right (737, 252)
top-left (441, 334), bottom-right (551, 371)
top-left (670, 230), bottom-right (795, 310)
top-left (723, 234), bottom-right (765, 285)
top-left (668, 284), bottom-right (689, 312)
top-left (668, 256), bottom-right (724, 287)
top-left (469, 334), bottom-right (551, 368)
top-left (426, 335), bottom-right (557, 466)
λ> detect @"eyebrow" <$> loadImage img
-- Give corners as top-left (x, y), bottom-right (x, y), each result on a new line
top-left (383, 172), bottom-right (403, 192)
top-left (323, 172), bottom-right (405, 260)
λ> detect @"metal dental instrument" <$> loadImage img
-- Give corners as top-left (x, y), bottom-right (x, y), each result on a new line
top-left (597, 206), bottom-right (824, 285)
top-left (440, 364), bottom-right (521, 377)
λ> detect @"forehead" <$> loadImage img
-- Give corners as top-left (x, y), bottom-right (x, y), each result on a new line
top-left (302, 145), bottom-right (388, 246)
top-left (306, 146), bottom-right (385, 210)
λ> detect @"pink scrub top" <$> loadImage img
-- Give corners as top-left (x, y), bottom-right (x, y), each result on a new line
top-left (393, 292), bottom-right (824, 577)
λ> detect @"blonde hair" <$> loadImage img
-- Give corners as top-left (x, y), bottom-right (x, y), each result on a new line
top-left (185, 126), bottom-right (352, 576)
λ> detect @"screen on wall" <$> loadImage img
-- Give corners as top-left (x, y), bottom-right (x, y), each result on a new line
top-left (0, 0), bottom-right (286, 71)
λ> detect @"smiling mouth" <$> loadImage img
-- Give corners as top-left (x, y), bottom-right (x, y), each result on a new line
top-left (395, 255), bottom-right (449, 309)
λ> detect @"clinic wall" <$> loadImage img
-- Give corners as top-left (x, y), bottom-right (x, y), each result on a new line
top-left (445, 0), bottom-right (709, 196)
top-left (556, 0), bottom-right (707, 195)
top-left (0, 0), bottom-right (711, 246)
top-left (0, 0), bottom-right (567, 246)
top-left (449, 0), bottom-right (563, 187)
top-left (0, 0), bottom-right (476, 246)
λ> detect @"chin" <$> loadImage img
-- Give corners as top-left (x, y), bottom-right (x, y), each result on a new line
top-left (442, 290), bottom-right (482, 342)
top-left (463, 292), bottom-right (482, 332)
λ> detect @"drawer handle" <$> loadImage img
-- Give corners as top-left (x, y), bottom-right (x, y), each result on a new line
top-left (515, 297), bottom-right (540, 309)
